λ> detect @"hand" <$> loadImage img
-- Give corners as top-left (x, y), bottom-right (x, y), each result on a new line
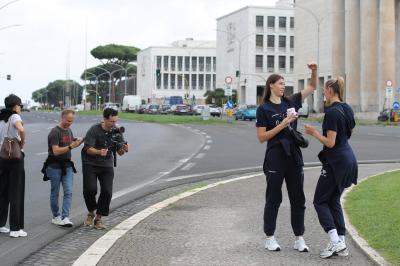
top-left (100, 148), bottom-right (108, 157)
top-left (122, 143), bottom-right (129, 152)
top-left (307, 62), bottom-right (317, 70)
top-left (304, 124), bottom-right (317, 136)
top-left (281, 113), bottom-right (297, 127)
top-left (70, 138), bottom-right (84, 149)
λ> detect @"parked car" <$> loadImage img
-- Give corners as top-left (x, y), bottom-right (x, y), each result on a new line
top-left (234, 104), bottom-right (257, 121)
top-left (193, 105), bottom-right (205, 115)
top-left (377, 108), bottom-right (399, 122)
top-left (207, 104), bottom-right (221, 117)
top-left (146, 104), bottom-right (160, 114)
top-left (173, 104), bottom-right (193, 115)
top-left (298, 102), bottom-right (309, 118)
top-left (159, 104), bottom-right (171, 115)
top-left (103, 102), bottom-right (119, 111)
top-left (137, 104), bottom-right (147, 114)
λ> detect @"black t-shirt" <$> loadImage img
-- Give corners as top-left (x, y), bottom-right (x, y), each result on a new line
top-left (48, 126), bottom-right (74, 167)
top-left (322, 102), bottom-right (355, 149)
top-left (81, 123), bottom-right (114, 167)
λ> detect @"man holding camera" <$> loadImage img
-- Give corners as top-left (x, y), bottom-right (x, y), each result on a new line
top-left (81, 108), bottom-right (128, 230)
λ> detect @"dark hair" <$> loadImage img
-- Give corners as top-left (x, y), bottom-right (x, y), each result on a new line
top-left (4, 94), bottom-right (22, 109)
top-left (103, 108), bottom-right (118, 119)
top-left (325, 76), bottom-right (345, 101)
top-left (61, 109), bottom-right (75, 117)
top-left (263, 74), bottom-right (284, 103)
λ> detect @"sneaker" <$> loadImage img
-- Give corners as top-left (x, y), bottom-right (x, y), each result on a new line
top-left (265, 236), bottom-right (281, 251)
top-left (0, 227), bottom-right (10, 233)
top-left (336, 248), bottom-right (349, 257)
top-left (51, 216), bottom-right (62, 226)
top-left (84, 212), bottom-right (95, 226)
top-left (320, 241), bottom-right (347, 259)
top-left (94, 219), bottom-right (106, 230)
top-left (9, 230), bottom-right (27, 238)
top-left (294, 237), bottom-right (309, 252)
top-left (60, 217), bottom-right (73, 227)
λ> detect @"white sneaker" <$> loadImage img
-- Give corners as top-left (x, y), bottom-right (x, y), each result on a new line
top-left (294, 237), bottom-right (309, 252)
top-left (51, 216), bottom-right (62, 226)
top-left (336, 248), bottom-right (349, 257)
top-left (0, 227), bottom-right (10, 233)
top-left (265, 236), bottom-right (281, 251)
top-left (60, 217), bottom-right (73, 227)
top-left (320, 241), bottom-right (346, 258)
top-left (9, 230), bottom-right (27, 238)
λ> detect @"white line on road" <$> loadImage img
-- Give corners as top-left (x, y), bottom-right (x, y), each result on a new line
top-left (195, 153), bottom-right (205, 159)
top-left (206, 135), bottom-right (211, 139)
top-left (31, 130), bottom-right (41, 133)
top-left (203, 145), bottom-right (211, 150)
top-left (35, 152), bottom-right (48, 156)
top-left (179, 158), bottom-right (190, 163)
top-left (200, 132), bottom-right (207, 135)
top-left (206, 140), bottom-right (213, 144)
top-left (180, 162), bottom-right (196, 171)
top-left (367, 133), bottom-right (385, 136)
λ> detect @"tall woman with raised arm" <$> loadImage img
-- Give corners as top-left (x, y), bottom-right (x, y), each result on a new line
top-left (256, 63), bottom-right (317, 252)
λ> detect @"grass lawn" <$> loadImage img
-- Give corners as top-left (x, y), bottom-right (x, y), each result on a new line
top-left (75, 110), bottom-right (236, 125)
top-left (345, 170), bottom-right (400, 265)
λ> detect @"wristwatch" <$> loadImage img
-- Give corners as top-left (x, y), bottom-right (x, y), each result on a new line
top-left (68, 145), bottom-right (72, 150)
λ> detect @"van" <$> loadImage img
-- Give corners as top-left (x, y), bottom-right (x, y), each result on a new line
top-left (122, 95), bottom-right (142, 112)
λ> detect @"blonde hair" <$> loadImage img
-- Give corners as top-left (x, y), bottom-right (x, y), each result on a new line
top-left (325, 76), bottom-right (345, 101)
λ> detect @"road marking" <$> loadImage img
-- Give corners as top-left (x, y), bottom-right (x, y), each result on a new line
top-left (35, 152), bottom-right (48, 156)
top-left (367, 133), bottom-right (384, 136)
top-left (195, 153), bottom-right (205, 159)
top-left (206, 135), bottom-right (211, 139)
top-left (200, 132), bottom-right (207, 135)
top-left (31, 130), bottom-right (41, 133)
top-left (203, 145), bottom-right (211, 150)
top-left (179, 158), bottom-right (190, 163)
top-left (206, 140), bottom-right (213, 144)
top-left (180, 162), bottom-right (196, 171)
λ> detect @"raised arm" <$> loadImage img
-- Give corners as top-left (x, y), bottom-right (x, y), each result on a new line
top-left (301, 63), bottom-right (318, 101)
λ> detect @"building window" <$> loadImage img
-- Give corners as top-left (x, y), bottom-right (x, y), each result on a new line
top-left (177, 75), bottom-right (183, 89)
top-left (205, 74), bottom-right (211, 90)
top-left (163, 73), bottom-right (168, 89)
top-left (177, 56), bottom-right (183, 71)
top-left (290, 56), bottom-right (294, 71)
top-left (191, 74), bottom-right (197, 90)
top-left (156, 56), bottom-right (162, 70)
top-left (191, 57), bottom-right (197, 71)
top-left (199, 57), bottom-right (204, 71)
top-left (163, 56), bottom-right (169, 71)
top-left (184, 74), bottom-right (189, 89)
top-left (212, 74), bottom-right (216, 90)
top-left (290, 36), bottom-right (294, 49)
top-left (279, 17), bottom-right (286, 28)
top-left (184, 56), bottom-right (190, 71)
top-left (290, 17), bottom-right (294, 28)
top-left (279, 56), bottom-right (286, 70)
top-left (156, 71), bottom-right (161, 89)
top-left (267, 16), bottom-right (275, 28)
top-left (256, 16), bottom-right (264, 28)
top-left (279, 36), bottom-right (286, 50)
top-left (170, 74), bottom-right (175, 89)
top-left (170, 56), bottom-right (176, 71)
top-left (206, 57), bottom-right (211, 72)
top-left (267, 55), bottom-right (274, 72)
top-left (199, 74), bottom-right (204, 90)
top-left (256, 35), bottom-right (263, 50)
top-left (267, 35), bottom-right (275, 48)
top-left (256, 55), bottom-right (263, 72)
top-left (213, 57), bottom-right (216, 72)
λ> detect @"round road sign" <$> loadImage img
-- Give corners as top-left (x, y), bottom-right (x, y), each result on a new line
top-left (225, 76), bottom-right (233, 84)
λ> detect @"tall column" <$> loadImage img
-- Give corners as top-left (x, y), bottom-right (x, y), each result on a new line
top-left (360, 0), bottom-right (378, 112)
top-left (345, 0), bottom-right (361, 111)
top-left (378, 0), bottom-right (396, 110)
top-left (331, 0), bottom-right (346, 77)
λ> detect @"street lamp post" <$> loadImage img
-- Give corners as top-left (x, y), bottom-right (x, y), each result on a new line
top-left (93, 66), bottom-right (111, 103)
top-left (86, 71), bottom-right (110, 110)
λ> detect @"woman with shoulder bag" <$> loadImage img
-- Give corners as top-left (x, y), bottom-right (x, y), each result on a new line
top-left (0, 94), bottom-right (27, 238)
top-left (304, 77), bottom-right (358, 258)
top-left (256, 63), bottom-right (317, 252)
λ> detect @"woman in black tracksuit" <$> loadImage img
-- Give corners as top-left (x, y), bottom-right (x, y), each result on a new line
top-left (256, 63), bottom-right (317, 252)
top-left (304, 77), bottom-right (358, 259)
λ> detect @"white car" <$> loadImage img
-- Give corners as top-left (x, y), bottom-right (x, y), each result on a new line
top-left (298, 102), bottom-right (309, 118)
top-left (193, 105), bottom-right (205, 115)
top-left (207, 104), bottom-right (221, 117)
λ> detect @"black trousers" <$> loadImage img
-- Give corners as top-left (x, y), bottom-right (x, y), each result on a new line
top-left (82, 164), bottom-right (114, 216)
top-left (263, 147), bottom-right (305, 236)
top-left (313, 164), bottom-right (346, 235)
top-left (0, 158), bottom-right (25, 231)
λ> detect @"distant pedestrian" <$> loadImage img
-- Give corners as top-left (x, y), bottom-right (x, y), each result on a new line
top-left (304, 77), bottom-right (358, 258)
top-left (41, 109), bottom-right (83, 227)
top-left (256, 63), bottom-right (317, 252)
top-left (0, 94), bottom-right (27, 238)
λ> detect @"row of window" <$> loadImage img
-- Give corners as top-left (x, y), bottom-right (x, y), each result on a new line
top-left (256, 16), bottom-right (294, 29)
top-left (156, 56), bottom-right (216, 73)
top-left (256, 35), bottom-right (294, 49)
top-left (156, 74), bottom-right (216, 90)
top-left (255, 55), bottom-right (294, 72)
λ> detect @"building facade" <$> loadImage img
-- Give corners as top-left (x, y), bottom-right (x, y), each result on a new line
top-left (217, 0), bottom-right (295, 105)
top-left (295, 0), bottom-right (400, 116)
top-left (137, 39), bottom-right (216, 105)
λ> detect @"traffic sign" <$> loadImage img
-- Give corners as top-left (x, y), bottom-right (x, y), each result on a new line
top-left (225, 100), bottom-right (234, 109)
top-left (224, 85), bottom-right (232, 96)
top-left (393, 101), bottom-right (400, 110)
top-left (386, 80), bottom-right (393, 87)
top-left (225, 76), bottom-right (233, 85)
top-left (386, 87), bottom-right (393, 98)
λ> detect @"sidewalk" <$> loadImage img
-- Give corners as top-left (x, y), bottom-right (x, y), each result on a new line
top-left (91, 163), bottom-right (398, 266)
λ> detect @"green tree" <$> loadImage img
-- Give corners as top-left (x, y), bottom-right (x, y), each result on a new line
top-left (204, 89), bottom-right (237, 107)
top-left (32, 80), bottom-right (83, 108)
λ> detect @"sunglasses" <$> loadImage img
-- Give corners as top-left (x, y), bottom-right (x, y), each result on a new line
top-left (18, 104), bottom-right (24, 108)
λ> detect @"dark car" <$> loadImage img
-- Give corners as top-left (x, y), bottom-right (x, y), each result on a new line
top-left (159, 104), bottom-right (171, 115)
top-left (137, 104), bottom-right (147, 114)
top-left (173, 104), bottom-right (193, 115)
top-left (146, 104), bottom-right (160, 114)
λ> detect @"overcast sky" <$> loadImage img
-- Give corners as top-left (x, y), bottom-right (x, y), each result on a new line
top-left (0, 0), bottom-right (278, 104)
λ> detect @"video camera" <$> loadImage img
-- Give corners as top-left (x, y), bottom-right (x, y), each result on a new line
top-left (105, 126), bottom-right (127, 166)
